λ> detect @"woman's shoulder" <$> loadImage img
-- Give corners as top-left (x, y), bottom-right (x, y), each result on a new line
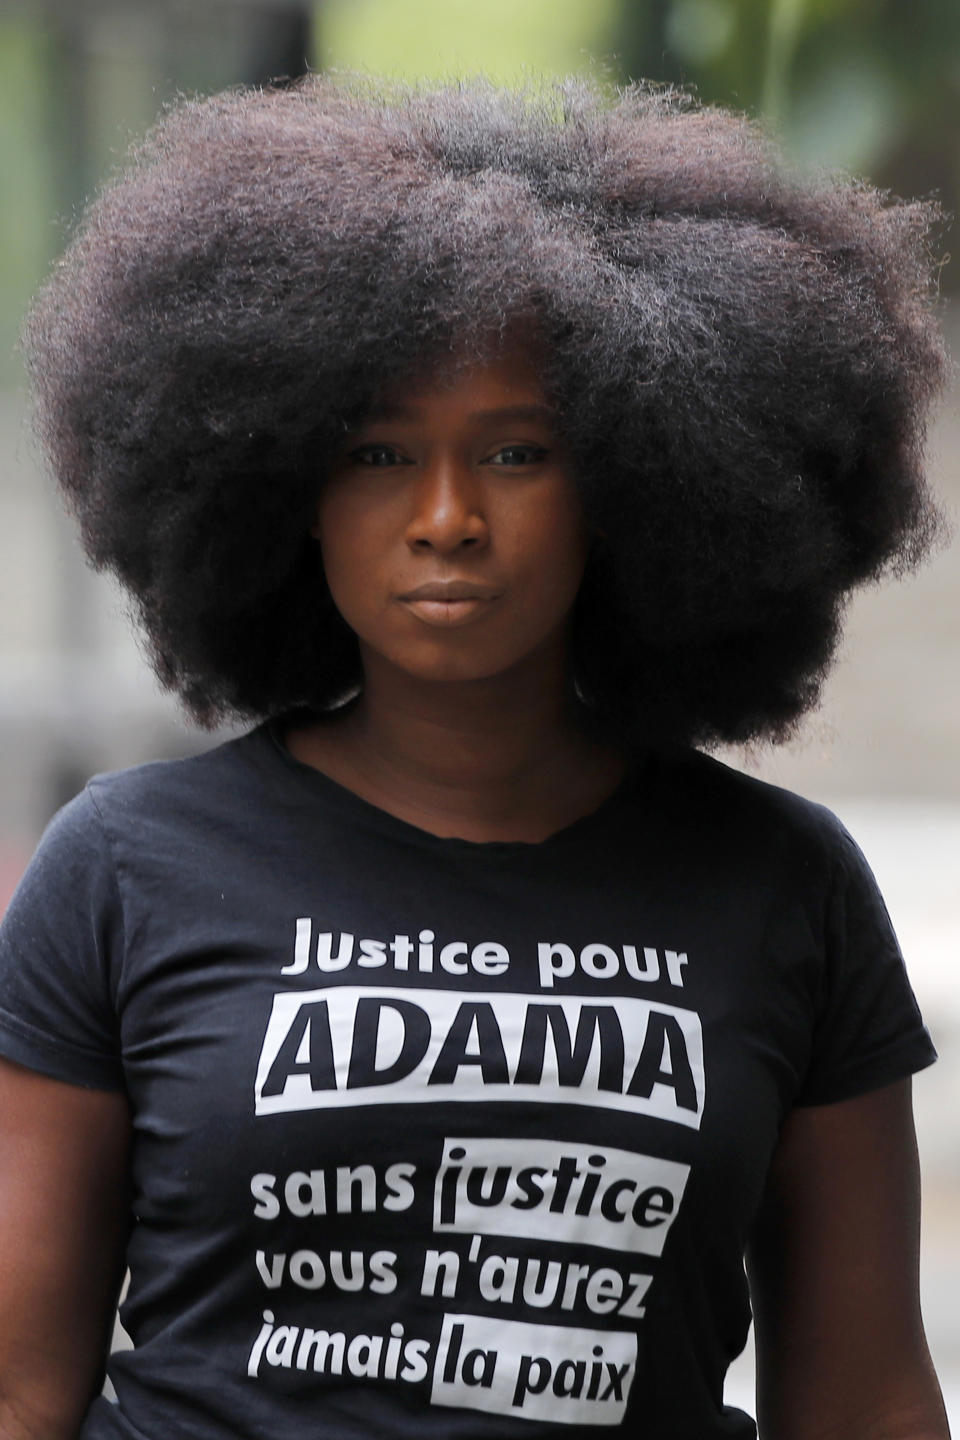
top-left (640, 744), bottom-right (857, 872)
top-left (82, 723), bottom-right (274, 821)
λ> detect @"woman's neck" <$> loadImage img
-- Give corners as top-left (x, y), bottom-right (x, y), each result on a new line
top-left (284, 655), bottom-right (624, 843)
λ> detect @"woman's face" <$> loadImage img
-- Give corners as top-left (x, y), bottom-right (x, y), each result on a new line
top-left (314, 345), bottom-right (587, 688)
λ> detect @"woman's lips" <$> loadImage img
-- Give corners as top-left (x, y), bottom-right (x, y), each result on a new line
top-left (397, 582), bottom-right (501, 627)
top-left (402, 596), bottom-right (496, 626)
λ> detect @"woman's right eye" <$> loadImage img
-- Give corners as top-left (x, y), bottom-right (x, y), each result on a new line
top-left (349, 444), bottom-right (409, 467)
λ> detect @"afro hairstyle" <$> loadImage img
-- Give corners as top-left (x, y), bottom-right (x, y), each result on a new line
top-left (22, 75), bottom-right (949, 747)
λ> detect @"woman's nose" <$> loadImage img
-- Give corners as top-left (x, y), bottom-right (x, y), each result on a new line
top-left (404, 458), bottom-right (489, 553)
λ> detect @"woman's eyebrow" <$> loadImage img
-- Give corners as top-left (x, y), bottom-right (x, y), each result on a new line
top-left (362, 402), bottom-right (558, 425)
top-left (471, 404), bottom-right (558, 426)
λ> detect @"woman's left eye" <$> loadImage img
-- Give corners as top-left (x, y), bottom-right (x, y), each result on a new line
top-left (487, 444), bottom-right (549, 467)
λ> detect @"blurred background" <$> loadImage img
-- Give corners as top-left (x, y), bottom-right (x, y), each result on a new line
top-left (0, 0), bottom-right (957, 1426)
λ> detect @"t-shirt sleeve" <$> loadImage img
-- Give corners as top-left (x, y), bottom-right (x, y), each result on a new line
top-left (795, 820), bottom-right (936, 1107)
top-left (0, 788), bottom-right (125, 1091)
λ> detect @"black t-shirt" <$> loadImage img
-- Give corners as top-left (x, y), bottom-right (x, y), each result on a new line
top-left (0, 725), bottom-right (936, 1438)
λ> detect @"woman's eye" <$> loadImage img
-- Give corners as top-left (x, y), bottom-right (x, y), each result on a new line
top-left (350, 444), bottom-right (408, 467)
top-left (488, 444), bottom-right (549, 467)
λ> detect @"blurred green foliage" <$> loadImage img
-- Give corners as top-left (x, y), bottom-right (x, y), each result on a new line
top-left (0, 19), bottom-right (57, 386)
top-left (320, 0), bottom-right (619, 84)
top-left (609, 0), bottom-right (960, 222)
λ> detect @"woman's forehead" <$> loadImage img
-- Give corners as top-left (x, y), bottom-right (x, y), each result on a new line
top-left (369, 332), bottom-right (552, 414)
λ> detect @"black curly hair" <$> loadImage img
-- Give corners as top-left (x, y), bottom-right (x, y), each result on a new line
top-left (22, 75), bottom-right (949, 747)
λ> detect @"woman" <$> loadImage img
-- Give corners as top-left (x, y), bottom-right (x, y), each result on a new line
top-left (0, 77), bottom-right (951, 1439)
